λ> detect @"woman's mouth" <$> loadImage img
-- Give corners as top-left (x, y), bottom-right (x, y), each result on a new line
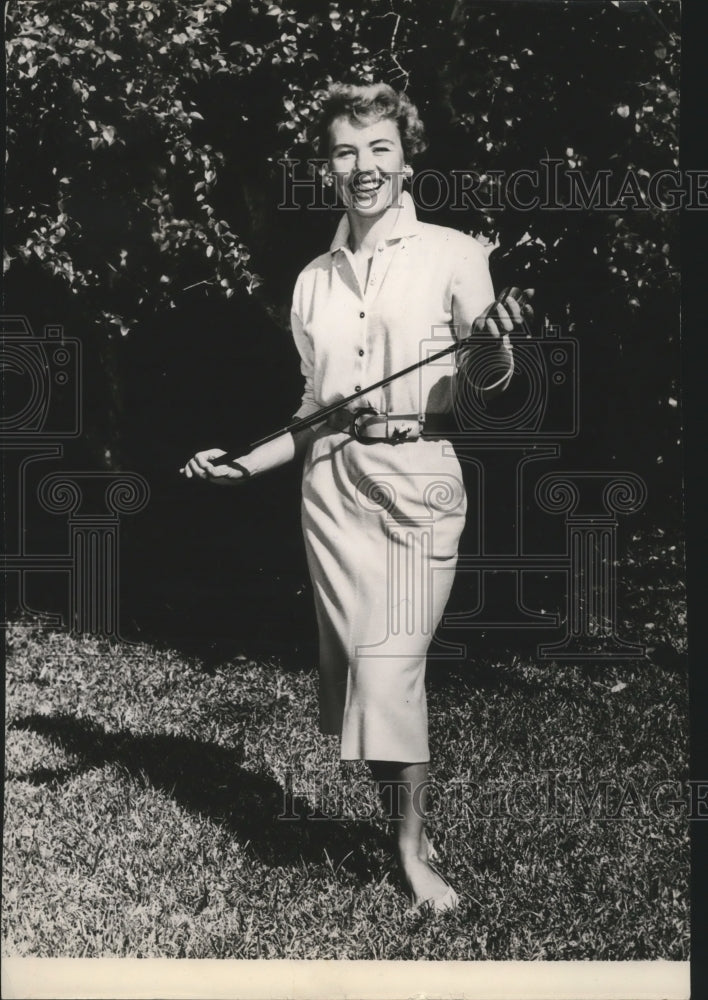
top-left (350, 174), bottom-right (386, 197)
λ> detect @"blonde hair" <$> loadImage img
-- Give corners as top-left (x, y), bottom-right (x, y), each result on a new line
top-left (316, 82), bottom-right (427, 161)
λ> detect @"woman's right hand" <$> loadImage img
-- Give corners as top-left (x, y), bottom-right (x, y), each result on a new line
top-left (179, 449), bottom-right (249, 486)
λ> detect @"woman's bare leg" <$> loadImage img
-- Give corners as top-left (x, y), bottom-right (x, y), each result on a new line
top-left (369, 760), bottom-right (457, 910)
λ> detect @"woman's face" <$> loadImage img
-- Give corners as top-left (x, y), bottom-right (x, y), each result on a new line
top-left (328, 115), bottom-right (407, 219)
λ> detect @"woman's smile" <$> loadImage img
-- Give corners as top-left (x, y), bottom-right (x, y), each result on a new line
top-left (351, 172), bottom-right (385, 194)
top-left (349, 170), bottom-right (388, 207)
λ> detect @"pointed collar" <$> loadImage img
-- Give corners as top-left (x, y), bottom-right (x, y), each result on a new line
top-left (329, 190), bottom-right (421, 253)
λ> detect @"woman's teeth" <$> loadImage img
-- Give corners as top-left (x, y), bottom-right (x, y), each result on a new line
top-left (352, 177), bottom-right (384, 193)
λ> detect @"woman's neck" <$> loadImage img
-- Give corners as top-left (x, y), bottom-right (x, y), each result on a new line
top-left (346, 202), bottom-right (402, 255)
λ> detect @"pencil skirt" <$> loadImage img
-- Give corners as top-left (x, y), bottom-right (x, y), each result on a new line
top-left (301, 427), bottom-right (467, 762)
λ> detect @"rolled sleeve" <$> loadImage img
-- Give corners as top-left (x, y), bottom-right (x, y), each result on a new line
top-left (451, 234), bottom-right (514, 396)
top-left (290, 283), bottom-right (321, 422)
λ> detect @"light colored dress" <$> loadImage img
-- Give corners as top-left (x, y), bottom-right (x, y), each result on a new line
top-left (290, 192), bottom-right (505, 762)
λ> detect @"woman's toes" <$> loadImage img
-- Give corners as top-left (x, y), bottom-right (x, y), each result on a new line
top-left (428, 885), bottom-right (458, 913)
top-left (402, 856), bottom-right (457, 912)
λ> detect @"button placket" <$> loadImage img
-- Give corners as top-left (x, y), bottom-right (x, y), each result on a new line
top-left (359, 240), bottom-right (398, 403)
top-left (355, 301), bottom-right (367, 394)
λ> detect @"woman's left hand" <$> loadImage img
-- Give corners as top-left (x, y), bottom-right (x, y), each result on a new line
top-left (473, 286), bottom-right (535, 347)
top-left (459, 287), bottom-right (534, 393)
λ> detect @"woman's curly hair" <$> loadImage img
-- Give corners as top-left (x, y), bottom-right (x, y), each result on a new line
top-left (316, 82), bottom-right (428, 161)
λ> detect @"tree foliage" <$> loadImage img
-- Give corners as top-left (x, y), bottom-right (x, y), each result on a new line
top-left (6, 0), bottom-right (260, 336)
top-left (6, 0), bottom-right (679, 332)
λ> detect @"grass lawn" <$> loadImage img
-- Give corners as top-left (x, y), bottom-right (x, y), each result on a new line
top-left (3, 529), bottom-right (689, 960)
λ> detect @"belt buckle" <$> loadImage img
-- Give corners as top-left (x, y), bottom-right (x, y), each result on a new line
top-left (351, 407), bottom-right (380, 444)
top-left (386, 415), bottom-right (422, 443)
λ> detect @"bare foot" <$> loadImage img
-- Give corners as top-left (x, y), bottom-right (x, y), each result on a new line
top-left (400, 851), bottom-right (459, 912)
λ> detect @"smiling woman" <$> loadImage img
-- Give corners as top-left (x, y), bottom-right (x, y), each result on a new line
top-left (183, 81), bottom-right (528, 913)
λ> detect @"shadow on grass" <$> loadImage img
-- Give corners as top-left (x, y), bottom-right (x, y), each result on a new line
top-left (10, 713), bottom-right (387, 881)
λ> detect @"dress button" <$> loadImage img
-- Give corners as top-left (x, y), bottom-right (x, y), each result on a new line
top-left (358, 349), bottom-right (365, 356)
top-left (359, 311), bottom-right (365, 319)
top-left (355, 385), bottom-right (362, 392)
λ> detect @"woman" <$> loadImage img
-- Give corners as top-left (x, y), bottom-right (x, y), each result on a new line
top-left (183, 83), bottom-right (528, 911)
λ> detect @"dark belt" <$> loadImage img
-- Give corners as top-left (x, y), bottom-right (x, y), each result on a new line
top-left (326, 407), bottom-right (450, 443)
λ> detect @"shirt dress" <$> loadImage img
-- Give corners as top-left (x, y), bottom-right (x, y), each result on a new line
top-left (290, 192), bottom-right (507, 762)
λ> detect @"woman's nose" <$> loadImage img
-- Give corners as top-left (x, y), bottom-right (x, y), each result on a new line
top-left (355, 150), bottom-right (376, 173)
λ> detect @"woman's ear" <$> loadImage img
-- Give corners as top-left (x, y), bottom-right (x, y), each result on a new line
top-left (403, 164), bottom-right (414, 182)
